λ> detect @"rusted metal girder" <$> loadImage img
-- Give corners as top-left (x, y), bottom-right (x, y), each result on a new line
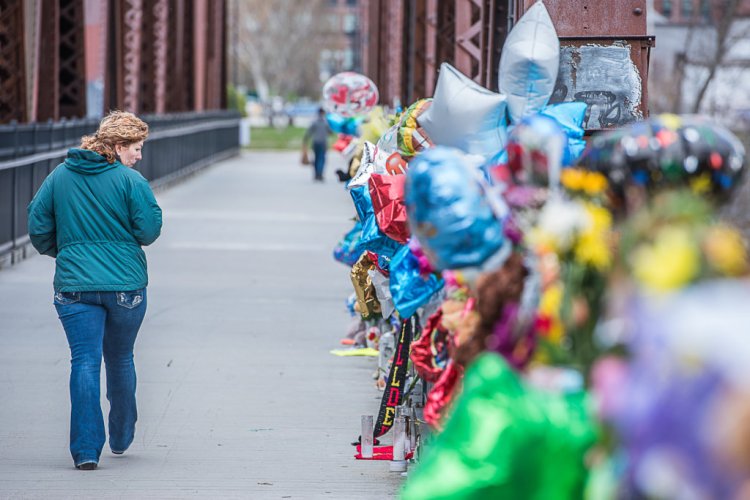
top-left (0, 0), bottom-right (27, 122)
top-left (425, 0), bottom-right (438, 94)
top-left (164, 0), bottom-right (196, 112)
top-left (139, 0), bottom-right (169, 114)
top-left (36, 0), bottom-right (60, 121)
top-left (106, 0), bottom-right (144, 113)
top-left (516, 0), bottom-right (652, 130)
top-left (360, 0), bottom-right (405, 108)
top-left (59, 0), bottom-right (87, 119)
top-left (453, 0), bottom-right (509, 90)
top-left (193, 0), bottom-right (207, 110)
top-left (483, 0), bottom-right (509, 92)
top-left (454, 0), bottom-right (484, 82)
top-left (435, 0), bottom-right (456, 76)
top-left (385, 0), bottom-right (404, 107)
top-left (205, 0), bottom-right (225, 110)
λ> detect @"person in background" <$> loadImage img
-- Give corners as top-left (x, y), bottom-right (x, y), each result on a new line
top-left (303, 108), bottom-right (334, 182)
top-left (27, 111), bottom-right (162, 471)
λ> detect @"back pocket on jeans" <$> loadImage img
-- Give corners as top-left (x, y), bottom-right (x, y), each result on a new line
top-left (54, 291), bottom-right (81, 305)
top-left (116, 290), bottom-right (144, 309)
top-left (55, 292), bottom-right (81, 306)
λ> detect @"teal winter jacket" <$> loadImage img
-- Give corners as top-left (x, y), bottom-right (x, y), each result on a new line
top-left (27, 148), bottom-right (162, 292)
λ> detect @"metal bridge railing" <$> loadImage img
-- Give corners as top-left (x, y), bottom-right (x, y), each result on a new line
top-left (0, 110), bottom-right (241, 267)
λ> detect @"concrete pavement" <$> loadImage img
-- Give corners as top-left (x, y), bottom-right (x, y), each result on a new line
top-left (0, 152), bottom-right (402, 499)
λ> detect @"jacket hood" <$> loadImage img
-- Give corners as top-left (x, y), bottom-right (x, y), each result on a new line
top-left (64, 148), bottom-right (121, 175)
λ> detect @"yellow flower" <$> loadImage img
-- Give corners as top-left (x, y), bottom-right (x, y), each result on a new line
top-left (704, 225), bottom-right (748, 276)
top-left (561, 169), bottom-right (609, 196)
top-left (526, 227), bottom-right (560, 255)
top-left (561, 168), bottom-right (585, 192)
top-left (538, 283), bottom-right (564, 344)
top-left (582, 171), bottom-right (608, 196)
top-left (631, 227), bottom-right (700, 292)
top-left (689, 172), bottom-right (712, 195)
top-left (574, 204), bottom-right (612, 271)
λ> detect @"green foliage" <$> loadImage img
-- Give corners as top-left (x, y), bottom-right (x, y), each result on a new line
top-left (226, 85), bottom-right (248, 117)
top-left (248, 126), bottom-right (307, 150)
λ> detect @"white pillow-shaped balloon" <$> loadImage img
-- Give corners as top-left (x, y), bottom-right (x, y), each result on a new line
top-left (498, 1), bottom-right (560, 124)
top-left (418, 63), bottom-right (507, 159)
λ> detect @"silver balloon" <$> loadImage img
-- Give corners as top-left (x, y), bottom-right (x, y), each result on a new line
top-left (347, 141), bottom-right (389, 190)
top-left (418, 63), bottom-right (508, 159)
top-left (498, 1), bottom-right (560, 124)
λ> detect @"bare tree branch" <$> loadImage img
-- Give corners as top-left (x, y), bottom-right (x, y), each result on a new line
top-left (234, 0), bottom-right (328, 101)
top-left (691, 0), bottom-right (742, 113)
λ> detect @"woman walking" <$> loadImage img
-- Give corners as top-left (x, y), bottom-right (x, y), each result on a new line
top-left (27, 111), bottom-right (162, 470)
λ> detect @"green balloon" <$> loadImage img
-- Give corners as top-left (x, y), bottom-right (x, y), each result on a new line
top-left (401, 353), bottom-right (597, 500)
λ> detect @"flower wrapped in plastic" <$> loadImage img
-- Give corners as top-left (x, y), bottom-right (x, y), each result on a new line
top-left (405, 146), bottom-right (507, 270)
top-left (401, 352), bottom-right (597, 500)
top-left (506, 114), bottom-right (568, 189)
top-left (523, 194), bottom-right (614, 375)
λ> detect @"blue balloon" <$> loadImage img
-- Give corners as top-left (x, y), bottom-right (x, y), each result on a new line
top-left (389, 244), bottom-right (445, 319)
top-left (541, 102), bottom-right (588, 165)
top-left (332, 221), bottom-right (364, 266)
top-left (350, 185), bottom-right (371, 222)
top-left (541, 103), bottom-right (586, 138)
top-left (326, 113), bottom-right (361, 135)
top-left (349, 186), bottom-right (403, 258)
top-left (405, 147), bottom-right (507, 270)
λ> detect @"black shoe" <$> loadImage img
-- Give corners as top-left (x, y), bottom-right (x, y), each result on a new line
top-left (76, 461), bottom-right (98, 470)
top-left (335, 169), bottom-right (351, 182)
top-left (111, 450), bottom-right (124, 455)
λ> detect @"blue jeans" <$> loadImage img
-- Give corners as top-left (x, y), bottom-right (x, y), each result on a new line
top-left (313, 142), bottom-right (326, 180)
top-left (54, 289), bottom-right (147, 466)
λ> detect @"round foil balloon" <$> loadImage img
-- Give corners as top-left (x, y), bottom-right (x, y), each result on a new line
top-left (322, 72), bottom-right (379, 118)
top-left (405, 146), bottom-right (507, 270)
top-left (579, 114), bottom-right (746, 201)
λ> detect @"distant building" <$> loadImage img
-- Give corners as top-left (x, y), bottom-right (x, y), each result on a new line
top-left (319, 0), bottom-right (362, 81)
top-left (649, 0), bottom-right (750, 126)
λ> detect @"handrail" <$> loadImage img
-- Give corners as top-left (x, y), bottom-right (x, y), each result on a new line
top-left (0, 112), bottom-right (241, 267)
top-left (0, 117), bottom-right (240, 172)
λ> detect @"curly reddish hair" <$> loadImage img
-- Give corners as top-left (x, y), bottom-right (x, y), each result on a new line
top-left (80, 111), bottom-right (149, 163)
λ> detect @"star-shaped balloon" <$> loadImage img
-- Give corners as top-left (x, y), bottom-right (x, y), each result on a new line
top-left (498, 1), bottom-right (560, 124)
top-left (418, 63), bottom-right (508, 159)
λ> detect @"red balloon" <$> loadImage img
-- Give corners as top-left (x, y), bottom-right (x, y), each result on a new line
top-left (368, 173), bottom-right (410, 244)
